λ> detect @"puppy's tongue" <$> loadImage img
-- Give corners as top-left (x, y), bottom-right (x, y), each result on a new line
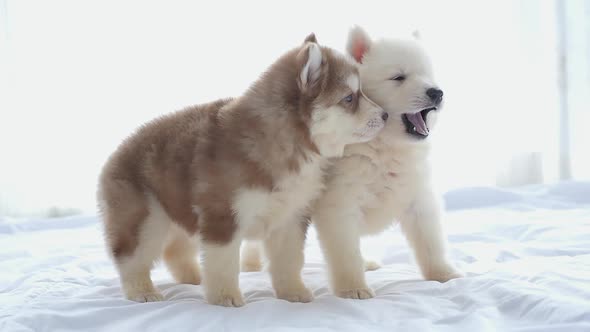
top-left (406, 112), bottom-right (429, 135)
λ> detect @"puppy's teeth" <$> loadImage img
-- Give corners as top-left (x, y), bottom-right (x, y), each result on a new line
top-left (413, 127), bottom-right (416, 131)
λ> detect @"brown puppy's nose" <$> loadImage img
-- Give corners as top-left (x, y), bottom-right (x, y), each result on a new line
top-left (381, 112), bottom-right (389, 121)
top-left (426, 88), bottom-right (443, 104)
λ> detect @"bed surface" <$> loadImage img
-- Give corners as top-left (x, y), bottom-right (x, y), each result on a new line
top-left (2, 182), bottom-right (590, 331)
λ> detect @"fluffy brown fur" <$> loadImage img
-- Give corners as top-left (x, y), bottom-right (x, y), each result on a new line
top-left (97, 34), bottom-right (385, 306)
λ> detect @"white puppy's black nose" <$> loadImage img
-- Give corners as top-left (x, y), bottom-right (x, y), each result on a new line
top-left (426, 88), bottom-right (443, 104)
top-left (381, 112), bottom-right (389, 121)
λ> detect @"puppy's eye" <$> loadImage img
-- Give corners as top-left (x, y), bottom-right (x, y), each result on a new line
top-left (391, 75), bottom-right (406, 81)
top-left (343, 94), bottom-right (353, 103)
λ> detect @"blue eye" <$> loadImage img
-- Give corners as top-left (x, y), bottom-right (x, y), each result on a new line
top-left (343, 94), bottom-right (353, 103)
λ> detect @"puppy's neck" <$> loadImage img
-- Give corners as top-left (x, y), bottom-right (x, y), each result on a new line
top-left (223, 94), bottom-right (319, 178)
top-left (372, 133), bottom-right (431, 162)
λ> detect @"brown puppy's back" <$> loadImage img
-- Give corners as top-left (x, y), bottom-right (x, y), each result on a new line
top-left (98, 98), bottom-right (232, 258)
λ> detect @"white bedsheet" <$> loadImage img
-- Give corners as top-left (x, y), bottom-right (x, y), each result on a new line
top-left (1, 182), bottom-right (590, 331)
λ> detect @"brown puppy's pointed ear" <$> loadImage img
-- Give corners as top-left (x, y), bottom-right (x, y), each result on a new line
top-left (297, 40), bottom-right (323, 91)
top-left (346, 26), bottom-right (372, 63)
top-left (304, 33), bottom-right (317, 44)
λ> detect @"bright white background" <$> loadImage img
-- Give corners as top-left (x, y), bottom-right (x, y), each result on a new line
top-left (0, 0), bottom-right (588, 217)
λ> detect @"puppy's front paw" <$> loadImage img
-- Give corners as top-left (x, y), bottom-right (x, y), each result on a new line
top-left (335, 287), bottom-right (375, 299)
top-left (241, 260), bottom-right (262, 272)
top-left (364, 259), bottom-right (381, 271)
top-left (128, 292), bottom-right (164, 303)
top-left (206, 289), bottom-right (245, 307)
top-left (276, 285), bottom-right (314, 303)
top-left (175, 264), bottom-right (202, 285)
top-left (425, 265), bottom-right (464, 283)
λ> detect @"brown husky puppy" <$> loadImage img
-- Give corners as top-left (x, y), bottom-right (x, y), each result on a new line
top-left (98, 34), bottom-right (387, 307)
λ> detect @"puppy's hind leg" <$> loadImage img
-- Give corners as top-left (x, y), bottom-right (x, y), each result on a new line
top-left (163, 226), bottom-right (201, 285)
top-left (103, 192), bottom-right (171, 302)
top-left (241, 240), bottom-right (263, 272)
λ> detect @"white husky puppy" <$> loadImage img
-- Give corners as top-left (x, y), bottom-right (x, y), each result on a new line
top-left (242, 27), bottom-right (462, 299)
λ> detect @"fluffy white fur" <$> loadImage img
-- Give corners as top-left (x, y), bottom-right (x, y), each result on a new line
top-left (242, 27), bottom-right (462, 299)
top-left (315, 27), bottom-right (463, 298)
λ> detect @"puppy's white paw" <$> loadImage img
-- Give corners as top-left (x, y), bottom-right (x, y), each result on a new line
top-left (129, 291), bottom-right (164, 303)
top-left (276, 286), bottom-right (314, 303)
top-left (240, 260), bottom-right (262, 272)
top-left (335, 287), bottom-right (375, 300)
top-left (425, 265), bottom-right (464, 283)
top-left (206, 289), bottom-right (245, 307)
top-left (174, 264), bottom-right (202, 285)
top-left (364, 259), bottom-right (381, 271)
top-left (182, 272), bottom-right (202, 285)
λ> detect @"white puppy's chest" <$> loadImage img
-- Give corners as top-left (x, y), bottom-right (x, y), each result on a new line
top-left (347, 140), bottom-right (430, 234)
top-left (232, 159), bottom-right (325, 239)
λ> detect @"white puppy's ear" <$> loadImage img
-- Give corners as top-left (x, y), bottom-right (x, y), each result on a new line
top-left (346, 26), bottom-right (371, 63)
top-left (297, 39), bottom-right (323, 91)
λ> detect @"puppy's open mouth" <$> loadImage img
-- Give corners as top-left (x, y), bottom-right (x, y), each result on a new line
top-left (402, 107), bottom-right (436, 139)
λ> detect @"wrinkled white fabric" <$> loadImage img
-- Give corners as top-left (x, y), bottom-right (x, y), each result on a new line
top-left (1, 182), bottom-right (590, 332)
